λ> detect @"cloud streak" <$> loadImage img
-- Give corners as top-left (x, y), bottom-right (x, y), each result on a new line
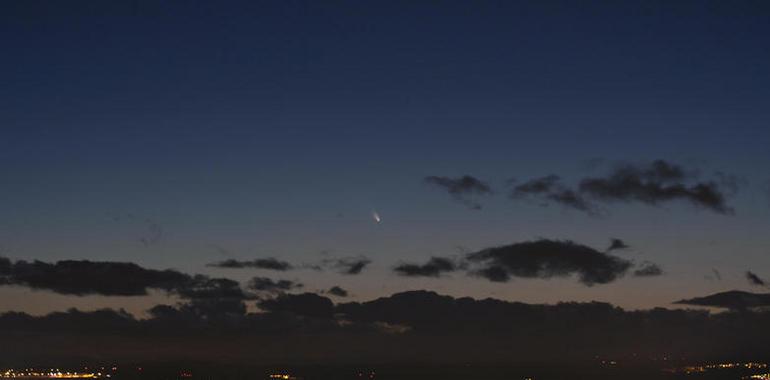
top-left (0, 259), bottom-right (191, 296)
top-left (207, 258), bottom-right (293, 271)
top-left (510, 175), bottom-right (596, 214)
top-left (323, 257), bottom-right (372, 275)
top-left (393, 257), bottom-right (459, 278)
top-left (0, 258), bottom-right (254, 300)
top-left (675, 290), bottom-right (770, 310)
top-left (633, 262), bottom-right (664, 277)
top-left (747, 271), bottom-right (768, 287)
top-left (424, 175), bottom-right (493, 210)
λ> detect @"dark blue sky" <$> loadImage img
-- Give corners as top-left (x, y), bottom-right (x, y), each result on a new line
top-left (2, 1), bottom-right (770, 314)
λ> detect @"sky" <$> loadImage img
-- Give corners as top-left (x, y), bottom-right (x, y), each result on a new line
top-left (2, 0), bottom-right (770, 319)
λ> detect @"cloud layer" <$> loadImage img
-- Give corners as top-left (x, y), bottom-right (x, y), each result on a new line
top-left (3, 291), bottom-right (770, 365)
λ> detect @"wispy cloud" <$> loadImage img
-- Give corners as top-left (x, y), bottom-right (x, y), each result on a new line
top-left (424, 175), bottom-right (493, 210)
top-left (207, 257), bottom-right (294, 271)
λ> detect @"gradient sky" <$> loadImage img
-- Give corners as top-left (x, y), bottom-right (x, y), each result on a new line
top-left (2, 0), bottom-right (770, 315)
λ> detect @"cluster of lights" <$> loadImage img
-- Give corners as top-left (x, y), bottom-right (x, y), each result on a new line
top-left (745, 374), bottom-right (770, 380)
top-left (0, 370), bottom-right (105, 379)
top-left (268, 375), bottom-right (296, 380)
top-left (670, 362), bottom-right (768, 375)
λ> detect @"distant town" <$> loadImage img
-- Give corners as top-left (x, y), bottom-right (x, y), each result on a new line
top-left (1, 362), bottom-right (769, 380)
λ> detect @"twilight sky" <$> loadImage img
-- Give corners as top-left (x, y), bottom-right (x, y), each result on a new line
top-left (2, 1), bottom-right (770, 316)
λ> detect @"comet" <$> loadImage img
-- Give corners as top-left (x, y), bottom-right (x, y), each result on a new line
top-left (372, 210), bottom-right (381, 223)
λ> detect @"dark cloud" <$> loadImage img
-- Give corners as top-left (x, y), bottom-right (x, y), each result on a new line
top-left (509, 160), bottom-right (736, 215)
top-left (324, 257), bottom-right (371, 275)
top-left (0, 258), bottom-right (254, 301)
top-left (606, 238), bottom-right (630, 252)
top-left (675, 290), bottom-right (770, 310)
top-left (327, 286), bottom-right (349, 297)
top-left (393, 257), bottom-right (459, 278)
top-left (633, 262), bottom-right (664, 277)
top-left (0, 258), bottom-right (191, 296)
top-left (579, 160), bottom-right (733, 214)
top-left (746, 271), bottom-right (768, 287)
top-left (258, 293), bottom-right (335, 319)
top-left (510, 175), bottom-right (596, 214)
top-left (466, 239), bottom-right (632, 286)
top-left (424, 175), bottom-right (493, 210)
top-left (207, 257), bottom-right (293, 271)
top-left (247, 277), bottom-right (303, 294)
